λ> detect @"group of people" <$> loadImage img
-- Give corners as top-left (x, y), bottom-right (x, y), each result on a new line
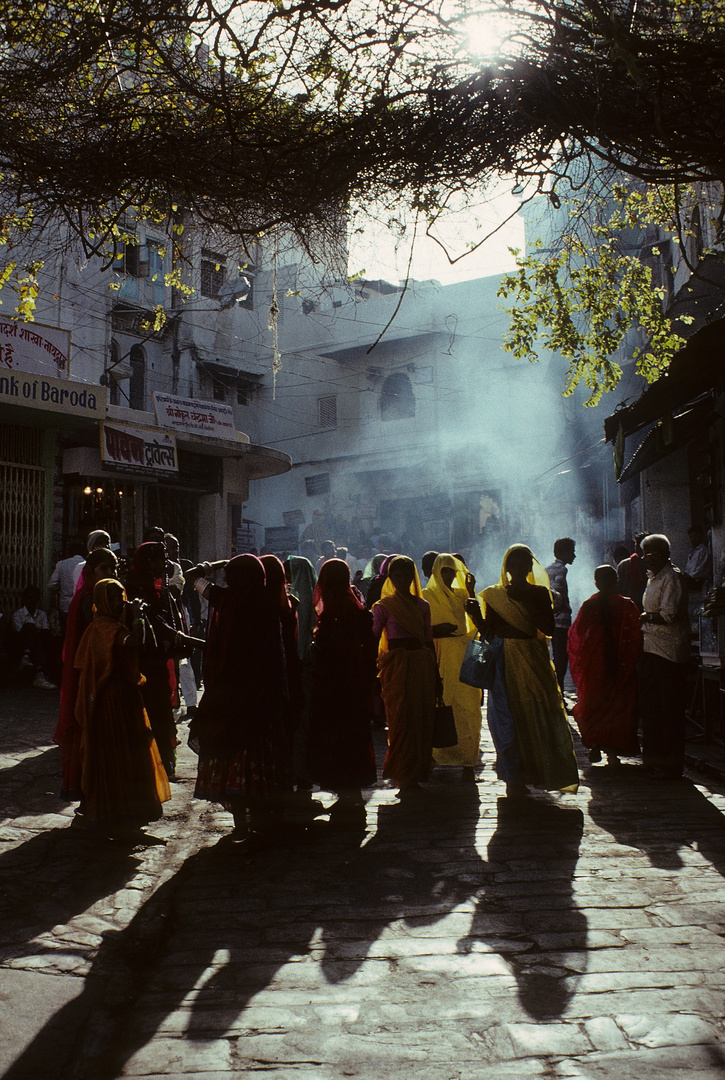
top-left (52, 528), bottom-right (201, 840)
top-left (568, 532), bottom-right (694, 780)
top-left (39, 521), bottom-right (698, 845)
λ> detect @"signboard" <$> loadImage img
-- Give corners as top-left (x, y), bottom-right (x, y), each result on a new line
top-left (0, 317), bottom-right (71, 377)
top-left (0, 370), bottom-right (106, 418)
top-left (153, 391), bottom-right (236, 439)
top-left (283, 509), bottom-right (305, 526)
top-left (305, 473), bottom-right (330, 496)
top-left (101, 422), bottom-right (178, 473)
top-left (236, 524), bottom-right (256, 552)
top-left (264, 525), bottom-right (299, 551)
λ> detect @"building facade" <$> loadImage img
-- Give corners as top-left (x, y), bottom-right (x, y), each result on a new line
top-left (0, 220), bottom-right (295, 613)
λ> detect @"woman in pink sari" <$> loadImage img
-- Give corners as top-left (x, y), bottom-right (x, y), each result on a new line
top-left (568, 564), bottom-right (643, 767)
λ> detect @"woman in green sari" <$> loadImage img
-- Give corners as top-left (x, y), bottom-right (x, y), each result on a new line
top-left (467, 544), bottom-right (578, 797)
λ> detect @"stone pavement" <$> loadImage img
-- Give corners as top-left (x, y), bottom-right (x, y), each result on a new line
top-left (2, 686), bottom-right (725, 1080)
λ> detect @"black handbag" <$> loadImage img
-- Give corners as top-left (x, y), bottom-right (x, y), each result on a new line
top-left (459, 635), bottom-right (501, 690)
top-left (432, 696), bottom-right (458, 748)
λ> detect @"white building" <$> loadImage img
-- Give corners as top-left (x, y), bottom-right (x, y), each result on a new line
top-left (246, 271), bottom-right (610, 596)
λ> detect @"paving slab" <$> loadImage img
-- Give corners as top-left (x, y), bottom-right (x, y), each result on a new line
top-left (2, 688), bottom-right (725, 1079)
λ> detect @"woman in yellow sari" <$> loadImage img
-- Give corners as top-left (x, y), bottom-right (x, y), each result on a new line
top-left (372, 556), bottom-right (439, 793)
top-left (468, 545), bottom-right (578, 797)
top-left (423, 554), bottom-right (482, 781)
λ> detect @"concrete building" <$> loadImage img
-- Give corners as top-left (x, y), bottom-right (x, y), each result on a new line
top-left (0, 219), bottom-right (296, 612)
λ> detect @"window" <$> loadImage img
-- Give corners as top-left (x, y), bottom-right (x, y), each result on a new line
top-left (123, 243), bottom-right (140, 277)
top-left (201, 249), bottom-right (227, 299)
top-left (381, 372), bottom-right (415, 420)
top-left (212, 379), bottom-right (226, 402)
top-left (318, 395), bottom-right (337, 429)
top-left (129, 344), bottom-right (145, 410)
top-left (146, 240), bottom-right (166, 305)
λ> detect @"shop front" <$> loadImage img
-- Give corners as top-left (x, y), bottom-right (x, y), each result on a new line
top-left (0, 317), bottom-right (105, 613)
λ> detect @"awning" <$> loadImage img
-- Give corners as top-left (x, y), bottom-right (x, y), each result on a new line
top-left (604, 317), bottom-right (725, 444)
top-left (195, 360), bottom-right (264, 386)
top-left (616, 396), bottom-right (717, 483)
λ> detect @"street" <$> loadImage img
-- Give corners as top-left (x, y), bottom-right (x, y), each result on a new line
top-left (1, 687), bottom-right (725, 1079)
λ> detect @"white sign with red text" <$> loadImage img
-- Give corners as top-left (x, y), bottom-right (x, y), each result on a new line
top-left (101, 422), bottom-right (178, 473)
top-left (0, 317), bottom-right (71, 377)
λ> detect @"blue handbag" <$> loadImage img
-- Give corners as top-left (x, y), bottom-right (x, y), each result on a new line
top-left (459, 635), bottom-right (501, 690)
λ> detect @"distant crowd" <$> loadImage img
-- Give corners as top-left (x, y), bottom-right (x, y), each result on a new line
top-left (0, 523), bottom-right (709, 845)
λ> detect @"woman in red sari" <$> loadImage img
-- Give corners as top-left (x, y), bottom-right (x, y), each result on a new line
top-left (55, 548), bottom-right (118, 801)
top-left (190, 554), bottom-right (293, 840)
top-left (568, 564), bottom-right (643, 766)
top-left (308, 559), bottom-right (377, 810)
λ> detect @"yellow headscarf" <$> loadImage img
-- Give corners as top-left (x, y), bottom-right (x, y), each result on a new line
top-left (380, 555), bottom-right (424, 600)
top-left (93, 577), bottom-right (127, 619)
top-left (377, 555), bottom-right (426, 652)
top-left (497, 544), bottom-right (552, 593)
top-left (423, 553), bottom-right (469, 631)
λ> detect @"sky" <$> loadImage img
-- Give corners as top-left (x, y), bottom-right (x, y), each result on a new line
top-left (348, 185), bottom-right (525, 286)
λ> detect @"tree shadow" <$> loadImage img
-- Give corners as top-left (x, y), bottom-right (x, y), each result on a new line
top-left (458, 795), bottom-right (586, 1020)
top-left (585, 764), bottom-right (725, 877)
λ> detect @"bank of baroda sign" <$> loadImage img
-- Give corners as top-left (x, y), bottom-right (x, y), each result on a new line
top-left (0, 316), bottom-right (106, 418)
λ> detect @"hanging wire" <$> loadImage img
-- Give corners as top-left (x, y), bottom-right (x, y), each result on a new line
top-left (269, 230), bottom-right (282, 399)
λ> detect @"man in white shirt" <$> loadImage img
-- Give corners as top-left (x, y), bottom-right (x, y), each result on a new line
top-left (545, 537), bottom-right (576, 694)
top-left (639, 534), bottom-right (690, 778)
top-left (48, 543), bottom-right (86, 631)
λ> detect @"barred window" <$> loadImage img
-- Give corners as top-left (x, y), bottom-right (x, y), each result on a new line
top-left (381, 372), bottom-right (415, 420)
top-left (201, 250), bottom-right (227, 299)
top-left (318, 395), bottom-right (337, 429)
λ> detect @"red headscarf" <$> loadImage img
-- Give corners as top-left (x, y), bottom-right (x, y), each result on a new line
top-left (314, 558), bottom-right (365, 622)
top-left (260, 554), bottom-right (293, 617)
top-left (130, 542), bottom-right (166, 594)
top-left (204, 554), bottom-right (266, 686)
top-left (54, 561), bottom-right (97, 792)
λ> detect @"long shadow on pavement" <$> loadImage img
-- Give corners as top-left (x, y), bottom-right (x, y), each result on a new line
top-left (0, 828), bottom-right (146, 967)
top-left (459, 795), bottom-right (586, 1020)
top-left (0, 747), bottom-right (66, 820)
top-left (585, 764), bottom-right (725, 877)
top-left (3, 782), bottom-right (592, 1079)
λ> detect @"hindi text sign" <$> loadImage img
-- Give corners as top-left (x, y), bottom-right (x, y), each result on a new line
top-left (0, 317), bottom-right (71, 378)
top-left (101, 422), bottom-right (178, 474)
top-left (153, 391), bottom-right (236, 439)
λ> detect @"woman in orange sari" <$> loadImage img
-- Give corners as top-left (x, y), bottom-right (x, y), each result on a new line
top-left (55, 547), bottom-right (118, 801)
top-left (74, 578), bottom-right (171, 839)
top-left (372, 556), bottom-right (439, 793)
top-left (568, 564), bottom-right (643, 766)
